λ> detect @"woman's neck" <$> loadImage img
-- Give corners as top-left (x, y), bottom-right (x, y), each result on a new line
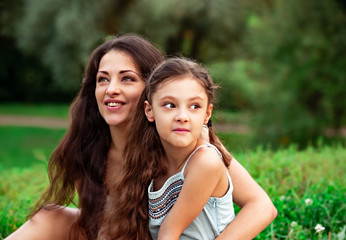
top-left (109, 125), bottom-right (128, 154)
top-left (105, 125), bottom-right (128, 193)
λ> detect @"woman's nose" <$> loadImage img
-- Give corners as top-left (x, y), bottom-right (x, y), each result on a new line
top-left (106, 88), bottom-right (121, 96)
top-left (106, 80), bottom-right (121, 96)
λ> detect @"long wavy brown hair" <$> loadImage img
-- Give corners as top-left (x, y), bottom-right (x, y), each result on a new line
top-left (29, 34), bottom-right (164, 240)
top-left (103, 57), bottom-right (233, 239)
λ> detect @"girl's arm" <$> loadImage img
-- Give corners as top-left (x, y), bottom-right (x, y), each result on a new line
top-left (158, 147), bottom-right (226, 240)
top-left (215, 159), bottom-right (277, 240)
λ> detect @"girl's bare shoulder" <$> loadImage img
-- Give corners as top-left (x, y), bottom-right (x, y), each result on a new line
top-left (187, 145), bottom-right (224, 172)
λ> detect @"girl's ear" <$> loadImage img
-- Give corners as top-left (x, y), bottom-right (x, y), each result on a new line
top-left (144, 100), bottom-right (155, 122)
top-left (204, 104), bottom-right (213, 125)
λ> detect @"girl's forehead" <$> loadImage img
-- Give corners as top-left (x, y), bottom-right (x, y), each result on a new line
top-left (157, 75), bottom-right (201, 88)
top-left (154, 76), bottom-right (207, 99)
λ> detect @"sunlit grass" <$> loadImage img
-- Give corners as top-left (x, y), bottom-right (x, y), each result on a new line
top-left (0, 165), bottom-right (48, 239)
top-left (0, 126), bottom-right (66, 168)
top-left (0, 103), bottom-right (69, 118)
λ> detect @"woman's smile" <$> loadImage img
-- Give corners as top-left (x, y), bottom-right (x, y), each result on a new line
top-left (105, 99), bottom-right (125, 109)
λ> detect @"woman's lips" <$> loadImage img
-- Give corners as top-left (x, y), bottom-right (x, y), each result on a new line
top-left (107, 102), bottom-right (122, 107)
top-left (104, 99), bottom-right (125, 110)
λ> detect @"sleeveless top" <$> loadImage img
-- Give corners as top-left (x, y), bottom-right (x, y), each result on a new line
top-left (148, 143), bottom-right (235, 240)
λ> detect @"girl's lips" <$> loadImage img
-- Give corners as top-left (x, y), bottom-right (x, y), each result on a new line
top-left (173, 128), bottom-right (190, 132)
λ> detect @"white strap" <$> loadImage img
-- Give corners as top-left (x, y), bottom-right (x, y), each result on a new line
top-left (181, 143), bottom-right (222, 173)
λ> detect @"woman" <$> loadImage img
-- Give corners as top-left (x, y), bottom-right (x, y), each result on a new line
top-left (6, 34), bottom-right (276, 240)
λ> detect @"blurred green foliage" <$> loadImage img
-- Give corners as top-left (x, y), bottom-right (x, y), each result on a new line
top-left (240, 0), bottom-right (346, 148)
top-left (0, 0), bottom-right (345, 148)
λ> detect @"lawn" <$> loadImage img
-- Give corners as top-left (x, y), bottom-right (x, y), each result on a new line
top-left (0, 126), bottom-right (66, 168)
top-left (0, 104), bottom-right (345, 239)
top-left (0, 103), bottom-right (69, 118)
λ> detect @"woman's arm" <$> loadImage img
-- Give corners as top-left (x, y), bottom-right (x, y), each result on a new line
top-left (5, 207), bottom-right (81, 240)
top-left (158, 147), bottom-right (226, 240)
top-left (5, 178), bottom-right (83, 240)
top-left (216, 159), bottom-right (277, 240)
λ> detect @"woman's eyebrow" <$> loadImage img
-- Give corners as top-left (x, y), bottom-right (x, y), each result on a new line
top-left (97, 70), bottom-right (109, 75)
top-left (120, 70), bottom-right (141, 77)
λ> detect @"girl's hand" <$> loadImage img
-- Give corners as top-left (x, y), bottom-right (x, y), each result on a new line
top-left (199, 124), bottom-right (209, 142)
top-left (215, 159), bottom-right (277, 239)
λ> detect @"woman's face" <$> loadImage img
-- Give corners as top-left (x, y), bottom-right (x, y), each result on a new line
top-left (95, 50), bottom-right (145, 128)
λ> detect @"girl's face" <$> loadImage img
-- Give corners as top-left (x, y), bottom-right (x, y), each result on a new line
top-left (95, 50), bottom-right (145, 128)
top-left (145, 76), bottom-right (212, 149)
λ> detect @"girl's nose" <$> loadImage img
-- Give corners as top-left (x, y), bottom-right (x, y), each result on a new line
top-left (175, 110), bottom-right (189, 122)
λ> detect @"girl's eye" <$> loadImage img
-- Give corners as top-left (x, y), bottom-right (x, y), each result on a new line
top-left (190, 104), bottom-right (201, 110)
top-left (164, 103), bottom-right (175, 109)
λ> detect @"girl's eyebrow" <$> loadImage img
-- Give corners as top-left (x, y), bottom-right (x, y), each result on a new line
top-left (159, 96), bottom-right (176, 101)
top-left (159, 96), bottom-right (204, 101)
top-left (188, 96), bottom-right (204, 101)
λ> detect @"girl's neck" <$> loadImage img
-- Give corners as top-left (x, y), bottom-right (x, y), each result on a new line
top-left (162, 139), bottom-right (201, 172)
top-left (153, 139), bottom-right (204, 191)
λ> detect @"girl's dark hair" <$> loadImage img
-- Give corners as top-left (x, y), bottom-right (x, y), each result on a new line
top-left (103, 57), bottom-right (233, 239)
top-left (29, 34), bottom-right (164, 240)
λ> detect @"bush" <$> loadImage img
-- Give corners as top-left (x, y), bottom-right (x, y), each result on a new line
top-left (241, 0), bottom-right (346, 148)
top-left (208, 60), bottom-right (260, 111)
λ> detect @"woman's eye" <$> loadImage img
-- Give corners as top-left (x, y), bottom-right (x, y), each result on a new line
top-left (190, 104), bottom-right (201, 109)
top-left (164, 103), bottom-right (175, 108)
top-left (97, 77), bottom-right (108, 83)
top-left (122, 76), bottom-right (135, 82)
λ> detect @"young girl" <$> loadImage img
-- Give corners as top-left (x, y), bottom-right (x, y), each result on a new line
top-left (102, 57), bottom-right (235, 240)
top-left (145, 57), bottom-right (235, 239)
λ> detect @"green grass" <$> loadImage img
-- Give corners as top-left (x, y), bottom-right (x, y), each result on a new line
top-left (236, 145), bottom-right (346, 239)
top-left (0, 126), bottom-right (66, 168)
top-left (0, 165), bottom-right (48, 239)
top-left (0, 103), bottom-right (69, 118)
top-left (0, 121), bottom-right (345, 239)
